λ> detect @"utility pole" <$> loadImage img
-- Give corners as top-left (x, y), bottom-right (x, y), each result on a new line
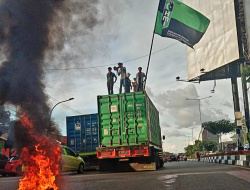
top-left (233, 0), bottom-right (249, 150)
top-left (186, 96), bottom-right (212, 143)
top-left (230, 70), bottom-right (243, 150)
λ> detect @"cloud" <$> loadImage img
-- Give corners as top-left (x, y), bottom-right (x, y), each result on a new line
top-left (220, 101), bottom-right (233, 108)
top-left (161, 122), bottom-right (171, 128)
top-left (162, 129), bottom-right (184, 138)
top-left (145, 86), bottom-right (155, 98)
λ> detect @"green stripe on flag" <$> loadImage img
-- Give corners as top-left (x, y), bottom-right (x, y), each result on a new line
top-left (172, 0), bottom-right (210, 33)
top-left (155, 11), bottom-right (163, 35)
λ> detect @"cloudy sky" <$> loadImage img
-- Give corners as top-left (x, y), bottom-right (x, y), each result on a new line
top-left (7, 0), bottom-right (246, 153)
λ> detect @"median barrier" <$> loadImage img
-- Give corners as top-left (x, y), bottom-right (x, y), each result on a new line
top-left (199, 151), bottom-right (250, 168)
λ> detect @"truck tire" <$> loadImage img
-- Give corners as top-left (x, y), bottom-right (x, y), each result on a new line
top-left (99, 159), bottom-right (111, 172)
top-left (155, 154), bottom-right (160, 169)
top-left (159, 159), bottom-right (164, 168)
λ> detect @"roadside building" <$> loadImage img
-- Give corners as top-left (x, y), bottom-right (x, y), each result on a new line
top-left (198, 128), bottom-right (219, 144)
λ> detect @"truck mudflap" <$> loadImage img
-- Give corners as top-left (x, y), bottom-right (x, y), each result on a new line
top-left (130, 162), bottom-right (156, 171)
top-left (97, 145), bottom-right (150, 159)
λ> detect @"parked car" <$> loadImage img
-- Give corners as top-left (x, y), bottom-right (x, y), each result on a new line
top-left (0, 153), bottom-right (9, 177)
top-left (22, 146), bottom-right (85, 174)
top-left (164, 156), bottom-right (172, 163)
top-left (5, 155), bottom-right (23, 176)
top-left (169, 155), bottom-right (177, 162)
top-left (61, 145), bottom-right (85, 174)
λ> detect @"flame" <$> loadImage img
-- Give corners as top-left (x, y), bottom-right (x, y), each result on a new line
top-left (18, 115), bottom-right (61, 190)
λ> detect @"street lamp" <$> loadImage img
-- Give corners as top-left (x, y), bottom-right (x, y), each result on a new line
top-left (186, 96), bottom-right (212, 141)
top-left (49, 98), bottom-right (74, 118)
top-left (185, 135), bottom-right (192, 145)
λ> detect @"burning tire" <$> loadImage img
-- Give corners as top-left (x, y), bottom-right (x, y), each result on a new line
top-left (77, 163), bottom-right (84, 174)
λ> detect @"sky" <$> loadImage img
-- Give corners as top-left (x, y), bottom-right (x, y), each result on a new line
top-left (6, 0), bottom-right (247, 153)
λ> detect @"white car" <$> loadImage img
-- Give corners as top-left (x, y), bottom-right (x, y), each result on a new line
top-left (244, 144), bottom-right (249, 151)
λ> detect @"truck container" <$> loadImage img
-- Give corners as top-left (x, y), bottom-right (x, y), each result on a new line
top-left (66, 114), bottom-right (99, 168)
top-left (96, 92), bottom-right (164, 171)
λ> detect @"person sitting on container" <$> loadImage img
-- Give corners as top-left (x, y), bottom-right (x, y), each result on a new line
top-left (132, 78), bottom-right (138, 92)
top-left (124, 73), bottom-right (131, 93)
top-left (136, 67), bottom-right (146, 91)
top-left (117, 62), bottom-right (126, 94)
top-left (107, 67), bottom-right (117, 95)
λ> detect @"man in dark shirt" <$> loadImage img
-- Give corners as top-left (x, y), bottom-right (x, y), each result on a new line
top-left (136, 67), bottom-right (146, 91)
top-left (107, 67), bottom-right (117, 95)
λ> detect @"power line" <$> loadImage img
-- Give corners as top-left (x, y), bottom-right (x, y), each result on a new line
top-left (48, 95), bottom-right (84, 115)
top-left (44, 42), bottom-right (178, 71)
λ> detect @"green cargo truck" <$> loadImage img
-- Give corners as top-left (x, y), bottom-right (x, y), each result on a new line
top-left (96, 92), bottom-right (164, 171)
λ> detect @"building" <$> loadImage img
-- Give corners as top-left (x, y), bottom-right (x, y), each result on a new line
top-left (198, 128), bottom-right (219, 144)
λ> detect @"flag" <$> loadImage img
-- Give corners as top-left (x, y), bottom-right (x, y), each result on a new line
top-left (154, 0), bottom-right (210, 48)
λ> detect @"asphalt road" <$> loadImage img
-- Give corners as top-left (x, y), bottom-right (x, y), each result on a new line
top-left (1, 161), bottom-right (250, 190)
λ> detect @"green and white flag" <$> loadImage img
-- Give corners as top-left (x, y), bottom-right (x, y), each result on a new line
top-left (154, 0), bottom-right (210, 48)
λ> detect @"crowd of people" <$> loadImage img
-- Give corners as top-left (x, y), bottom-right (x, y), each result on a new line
top-left (106, 62), bottom-right (146, 95)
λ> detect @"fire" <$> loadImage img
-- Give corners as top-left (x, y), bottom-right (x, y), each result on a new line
top-left (18, 115), bottom-right (61, 190)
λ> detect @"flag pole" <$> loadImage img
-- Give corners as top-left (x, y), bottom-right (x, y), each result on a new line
top-left (144, 1), bottom-right (159, 90)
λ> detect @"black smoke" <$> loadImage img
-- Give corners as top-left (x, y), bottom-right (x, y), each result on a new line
top-left (0, 0), bottom-right (67, 152)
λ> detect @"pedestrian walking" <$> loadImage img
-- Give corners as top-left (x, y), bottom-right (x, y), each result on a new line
top-left (136, 67), bottom-right (146, 92)
top-left (196, 152), bottom-right (201, 162)
top-left (117, 62), bottom-right (126, 94)
top-left (124, 73), bottom-right (131, 93)
top-left (107, 67), bottom-right (117, 95)
top-left (132, 78), bottom-right (138, 92)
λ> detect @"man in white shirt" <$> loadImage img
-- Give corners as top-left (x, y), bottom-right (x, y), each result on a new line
top-left (117, 63), bottom-right (126, 94)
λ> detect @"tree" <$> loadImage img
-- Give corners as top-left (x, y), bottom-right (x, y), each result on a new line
top-left (241, 65), bottom-right (250, 83)
top-left (202, 140), bottom-right (217, 151)
top-left (184, 140), bottom-right (203, 157)
top-left (0, 105), bottom-right (11, 125)
top-left (185, 140), bottom-right (218, 157)
top-left (0, 105), bottom-right (11, 135)
top-left (163, 152), bottom-right (173, 157)
top-left (241, 66), bottom-right (250, 144)
top-left (202, 119), bottom-right (236, 144)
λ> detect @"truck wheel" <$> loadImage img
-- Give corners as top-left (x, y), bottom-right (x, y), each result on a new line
top-left (159, 159), bottom-right (164, 167)
top-left (99, 160), bottom-right (109, 172)
top-left (155, 154), bottom-right (160, 169)
top-left (77, 163), bottom-right (84, 174)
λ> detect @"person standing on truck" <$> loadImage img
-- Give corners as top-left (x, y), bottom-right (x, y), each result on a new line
top-left (107, 67), bottom-right (117, 95)
top-left (117, 62), bottom-right (126, 94)
top-left (124, 73), bottom-right (131, 93)
top-left (136, 67), bottom-right (146, 91)
top-left (132, 78), bottom-right (138, 92)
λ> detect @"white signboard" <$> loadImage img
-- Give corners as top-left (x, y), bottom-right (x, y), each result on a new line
top-left (184, 0), bottom-right (239, 80)
top-left (75, 123), bottom-right (81, 130)
top-left (110, 105), bottom-right (117, 112)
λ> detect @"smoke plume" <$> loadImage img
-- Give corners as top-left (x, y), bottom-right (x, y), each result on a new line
top-left (0, 0), bottom-right (67, 152)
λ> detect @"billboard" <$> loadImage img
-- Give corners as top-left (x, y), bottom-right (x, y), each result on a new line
top-left (184, 0), bottom-right (240, 81)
